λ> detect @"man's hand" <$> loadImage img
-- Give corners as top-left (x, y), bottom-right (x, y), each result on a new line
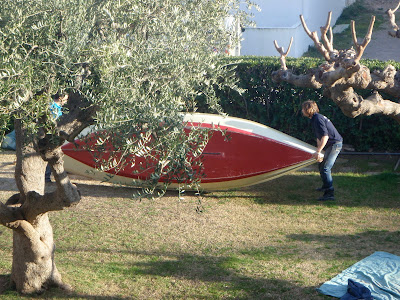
top-left (313, 151), bottom-right (324, 162)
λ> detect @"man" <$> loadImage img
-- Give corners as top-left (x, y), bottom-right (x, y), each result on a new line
top-left (45, 93), bottom-right (69, 182)
top-left (301, 100), bottom-right (343, 201)
top-left (49, 93), bottom-right (69, 119)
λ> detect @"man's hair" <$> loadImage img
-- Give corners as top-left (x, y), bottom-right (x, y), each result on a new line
top-left (302, 100), bottom-right (319, 117)
top-left (52, 92), bottom-right (68, 100)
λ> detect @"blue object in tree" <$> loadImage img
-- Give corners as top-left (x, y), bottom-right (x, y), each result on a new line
top-left (49, 101), bottom-right (63, 119)
top-left (1, 130), bottom-right (16, 150)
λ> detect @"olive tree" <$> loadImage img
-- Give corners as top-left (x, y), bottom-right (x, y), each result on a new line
top-left (0, 0), bottom-right (254, 294)
top-left (272, 2), bottom-right (400, 122)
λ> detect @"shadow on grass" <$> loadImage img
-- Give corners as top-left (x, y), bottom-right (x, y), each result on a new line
top-left (42, 231), bottom-right (399, 298)
top-left (207, 172), bottom-right (400, 209)
top-left (0, 273), bottom-right (132, 300)
top-left (4, 227), bottom-right (397, 298)
top-left (127, 255), bottom-right (314, 299)
top-left (0, 178), bottom-right (17, 192)
top-left (0, 252), bottom-right (325, 299)
top-left (0, 275), bottom-right (10, 295)
top-left (1, 163), bottom-right (398, 210)
top-left (4, 231), bottom-right (398, 298)
top-left (287, 230), bottom-right (400, 259)
top-left (0, 170), bottom-right (394, 209)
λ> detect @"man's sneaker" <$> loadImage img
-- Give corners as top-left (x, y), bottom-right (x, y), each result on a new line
top-left (318, 194), bottom-right (335, 201)
top-left (315, 186), bottom-right (328, 192)
top-left (318, 190), bottom-right (335, 201)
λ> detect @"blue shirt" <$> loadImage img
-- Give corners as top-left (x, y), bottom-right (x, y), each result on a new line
top-left (49, 101), bottom-right (63, 119)
top-left (311, 113), bottom-right (342, 146)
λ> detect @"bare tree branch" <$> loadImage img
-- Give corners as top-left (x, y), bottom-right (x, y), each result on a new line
top-left (368, 65), bottom-right (400, 96)
top-left (351, 16), bottom-right (375, 63)
top-left (387, 0), bottom-right (400, 38)
top-left (329, 85), bottom-right (400, 120)
top-left (0, 202), bottom-right (17, 227)
top-left (273, 37), bottom-right (293, 70)
top-left (21, 149), bottom-right (81, 221)
top-left (300, 14), bottom-right (331, 62)
top-left (271, 68), bottom-right (323, 90)
top-left (320, 11), bottom-right (334, 53)
top-left (0, 201), bottom-right (28, 231)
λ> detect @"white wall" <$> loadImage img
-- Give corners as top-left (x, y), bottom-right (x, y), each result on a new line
top-left (239, 0), bottom-right (353, 57)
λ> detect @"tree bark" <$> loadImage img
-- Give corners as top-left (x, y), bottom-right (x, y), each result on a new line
top-left (11, 213), bottom-right (66, 294)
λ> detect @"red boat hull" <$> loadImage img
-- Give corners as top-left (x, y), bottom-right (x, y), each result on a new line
top-left (62, 113), bottom-right (318, 190)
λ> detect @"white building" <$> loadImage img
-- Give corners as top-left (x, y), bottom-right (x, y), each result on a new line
top-left (237, 0), bottom-right (356, 57)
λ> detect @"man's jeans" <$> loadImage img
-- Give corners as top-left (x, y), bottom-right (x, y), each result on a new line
top-left (45, 164), bottom-right (51, 182)
top-left (319, 142), bottom-right (342, 191)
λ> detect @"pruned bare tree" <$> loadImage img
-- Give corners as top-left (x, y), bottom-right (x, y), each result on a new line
top-left (272, 11), bottom-right (400, 123)
top-left (387, 0), bottom-right (400, 38)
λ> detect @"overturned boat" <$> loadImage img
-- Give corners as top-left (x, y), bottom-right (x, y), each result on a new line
top-left (62, 113), bottom-right (318, 191)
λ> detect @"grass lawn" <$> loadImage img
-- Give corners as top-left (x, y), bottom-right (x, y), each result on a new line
top-left (0, 151), bottom-right (399, 299)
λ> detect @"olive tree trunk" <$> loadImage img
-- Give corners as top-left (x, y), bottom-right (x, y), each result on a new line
top-left (11, 211), bottom-right (64, 294)
top-left (1, 120), bottom-right (82, 294)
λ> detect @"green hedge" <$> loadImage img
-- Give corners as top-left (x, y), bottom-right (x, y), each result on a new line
top-left (216, 56), bottom-right (400, 152)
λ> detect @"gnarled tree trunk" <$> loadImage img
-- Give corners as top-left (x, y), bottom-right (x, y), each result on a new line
top-left (10, 141), bottom-right (65, 294)
top-left (11, 212), bottom-right (64, 294)
top-left (0, 92), bottom-right (96, 294)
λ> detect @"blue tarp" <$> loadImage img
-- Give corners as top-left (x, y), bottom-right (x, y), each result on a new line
top-left (317, 251), bottom-right (400, 300)
top-left (1, 130), bottom-right (16, 150)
